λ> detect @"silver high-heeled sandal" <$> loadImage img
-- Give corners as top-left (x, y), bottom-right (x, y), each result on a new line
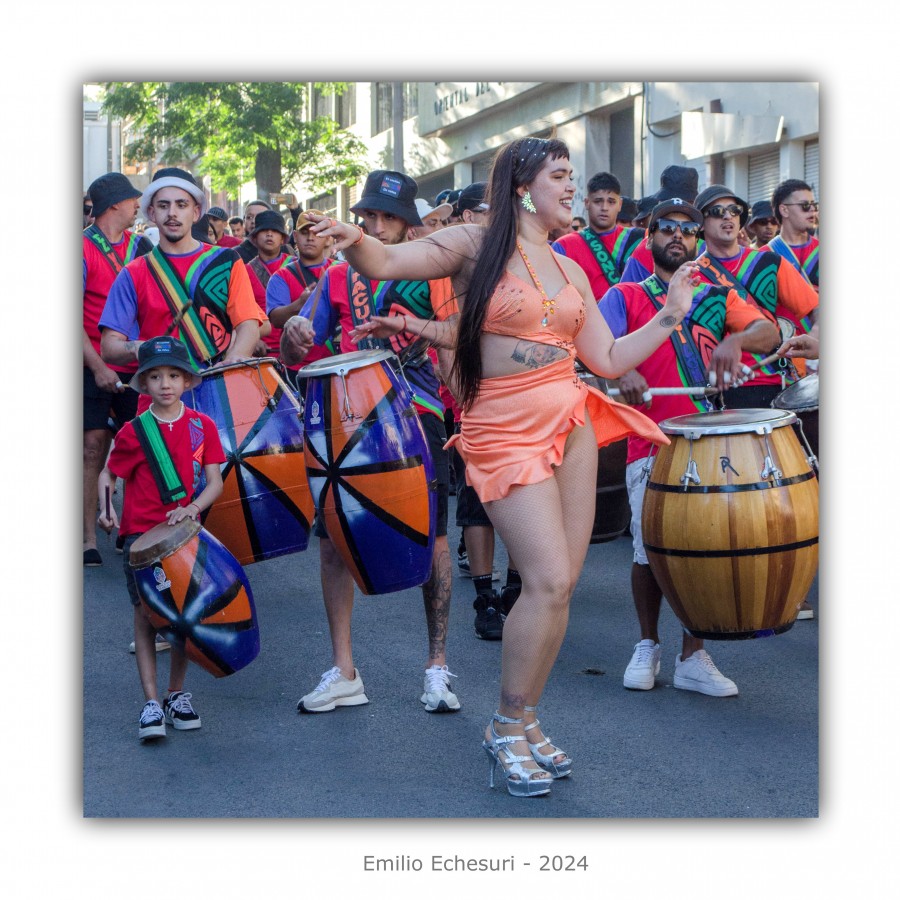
top-left (524, 706), bottom-right (573, 779)
top-left (483, 713), bottom-right (552, 798)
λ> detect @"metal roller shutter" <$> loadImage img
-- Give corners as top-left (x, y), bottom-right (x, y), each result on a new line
top-left (748, 147), bottom-right (781, 206)
top-left (804, 140), bottom-right (819, 195)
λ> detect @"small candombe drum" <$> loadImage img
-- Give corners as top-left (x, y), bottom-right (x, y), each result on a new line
top-left (641, 409), bottom-right (819, 640)
top-left (187, 358), bottom-right (315, 565)
top-left (297, 349), bottom-right (437, 595)
top-left (129, 519), bottom-right (260, 677)
top-left (575, 365), bottom-right (630, 544)
top-left (772, 373), bottom-right (819, 466)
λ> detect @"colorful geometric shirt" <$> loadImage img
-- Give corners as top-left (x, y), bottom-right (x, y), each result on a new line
top-left (552, 225), bottom-right (644, 299)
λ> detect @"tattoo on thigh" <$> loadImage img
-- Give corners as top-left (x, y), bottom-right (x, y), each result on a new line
top-left (511, 341), bottom-right (566, 369)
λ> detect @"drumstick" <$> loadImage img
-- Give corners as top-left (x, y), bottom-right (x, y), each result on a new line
top-left (168, 298), bottom-right (195, 335)
top-left (607, 386), bottom-right (717, 398)
top-left (743, 350), bottom-right (783, 375)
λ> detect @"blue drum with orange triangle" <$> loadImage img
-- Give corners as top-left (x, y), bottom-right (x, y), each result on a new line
top-left (187, 359), bottom-right (315, 566)
top-left (298, 350), bottom-right (436, 595)
top-left (129, 519), bottom-right (260, 678)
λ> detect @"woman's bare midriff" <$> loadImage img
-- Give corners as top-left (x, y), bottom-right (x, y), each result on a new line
top-left (479, 333), bottom-right (570, 379)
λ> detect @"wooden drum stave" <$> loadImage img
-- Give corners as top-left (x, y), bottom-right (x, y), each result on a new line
top-left (641, 409), bottom-right (819, 640)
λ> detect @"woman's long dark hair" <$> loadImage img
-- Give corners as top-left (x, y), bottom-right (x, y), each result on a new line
top-left (451, 137), bottom-right (570, 411)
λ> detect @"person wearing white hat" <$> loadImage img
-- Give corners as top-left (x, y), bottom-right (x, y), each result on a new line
top-left (99, 167), bottom-right (267, 377)
top-left (408, 197), bottom-right (453, 239)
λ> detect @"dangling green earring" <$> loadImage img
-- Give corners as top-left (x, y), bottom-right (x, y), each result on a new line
top-left (521, 191), bottom-right (537, 214)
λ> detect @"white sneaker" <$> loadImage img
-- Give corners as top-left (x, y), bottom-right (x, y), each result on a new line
top-left (297, 666), bottom-right (369, 713)
top-left (623, 640), bottom-right (661, 690)
top-left (420, 665), bottom-right (461, 713)
top-left (674, 650), bottom-right (738, 697)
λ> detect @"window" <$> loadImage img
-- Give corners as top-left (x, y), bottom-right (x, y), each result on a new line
top-left (748, 147), bottom-right (781, 205)
top-left (336, 83), bottom-right (356, 129)
top-left (374, 82), bottom-right (418, 134)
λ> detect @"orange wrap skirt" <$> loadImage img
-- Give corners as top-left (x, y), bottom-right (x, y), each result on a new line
top-left (445, 358), bottom-right (668, 503)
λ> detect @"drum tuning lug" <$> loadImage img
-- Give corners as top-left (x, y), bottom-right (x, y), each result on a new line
top-left (680, 459), bottom-right (700, 488)
top-left (760, 455), bottom-right (783, 481)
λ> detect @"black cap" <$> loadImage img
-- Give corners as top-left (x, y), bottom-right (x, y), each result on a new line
top-left (659, 165), bottom-right (699, 203)
top-left (435, 188), bottom-right (462, 218)
top-left (350, 170), bottom-right (422, 226)
top-left (207, 206), bottom-right (228, 221)
top-left (251, 210), bottom-right (290, 237)
top-left (748, 200), bottom-right (775, 224)
top-left (129, 336), bottom-right (203, 393)
top-left (458, 182), bottom-right (489, 213)
top-left (694, 184), bottom-right (749, 228)
top-left (88, 172), bottom-right (142, 219)
top-left (191, 214), bottom-right (213, 242)
top-left (618, 197), bottom-right (639, 222)
top-left (647, 198), bottom-right (704, 230)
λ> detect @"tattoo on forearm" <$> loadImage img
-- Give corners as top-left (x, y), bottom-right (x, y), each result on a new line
top-left (124, 340), bottom-right (141, 359)
top-left (510, 342), bottom-right (567, 369)
top-left (660, 315), bottom-right (678, 328)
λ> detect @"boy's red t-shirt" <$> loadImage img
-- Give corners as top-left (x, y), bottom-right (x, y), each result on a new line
top-left (106, 405), bottom-right (225, 536)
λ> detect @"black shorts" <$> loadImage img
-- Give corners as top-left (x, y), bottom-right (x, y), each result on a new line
top-left (313, 408), bottom-right (449, 539)
top-left (452, 423), bottom-right (492, 528)
top-left (83, 366), bottom-right (139, 432)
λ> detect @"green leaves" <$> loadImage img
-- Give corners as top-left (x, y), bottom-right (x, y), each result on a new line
top-left (100, 82), bottom-right (369, 199)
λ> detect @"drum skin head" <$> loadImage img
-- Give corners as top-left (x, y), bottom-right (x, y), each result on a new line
top-left (659, 408), bottom-right (796, 437)
top-left (772, 374), bottom-right (819, 412)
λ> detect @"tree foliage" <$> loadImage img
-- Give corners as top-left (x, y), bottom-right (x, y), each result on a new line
top-left (101, 82), bottom-right (371, 200)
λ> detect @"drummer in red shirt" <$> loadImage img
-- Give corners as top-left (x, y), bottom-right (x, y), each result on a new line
top-left (98, 336), bottom-right (224, 743)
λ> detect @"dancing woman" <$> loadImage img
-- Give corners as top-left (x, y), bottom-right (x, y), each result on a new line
top-left (304, 138), bottom-right (711, 797)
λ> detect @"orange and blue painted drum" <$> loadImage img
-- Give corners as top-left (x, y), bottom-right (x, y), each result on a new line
top-left (129, 519), bottom-right (260, 678)
top-left (297, 350), bottom-right (436, 596)
top-left (641, 409), bottom-right (819, 640)
top-left (187, 359), bottom-right (315, 565)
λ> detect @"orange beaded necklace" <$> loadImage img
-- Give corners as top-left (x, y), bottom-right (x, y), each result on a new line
top-left (516, 241), bottom-right (557, 327)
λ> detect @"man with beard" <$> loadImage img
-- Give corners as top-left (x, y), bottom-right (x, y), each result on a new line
top-left (598, 199), bottom-right (779, 697)
top-left (99, 168), bottom-right (266, 379)
top-left (279, 169), bottom-right (460, 716)
top-left (83, 172), bottom-right (153, 567)
top-left (693, 184), bottom-right (818, 408)
top-left (765, 179), bottom-right (819, 290)
top-left (552, 172), bottom-right (645, 299)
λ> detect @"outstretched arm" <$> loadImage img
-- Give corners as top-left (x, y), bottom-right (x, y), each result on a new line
top-left (306, 214), bottom-right (480, 283)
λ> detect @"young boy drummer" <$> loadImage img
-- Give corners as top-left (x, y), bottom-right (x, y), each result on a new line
top-left (98, 336), bottom-right (225, 742)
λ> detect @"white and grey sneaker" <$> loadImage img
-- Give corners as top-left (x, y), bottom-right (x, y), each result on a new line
top-left (674, 650), bottom-right (738, 697)
top-left (138, 699), bottom-right (166, 741)
top-left (297, 666), bottom-right (369, 713)
top-left (129, 635), bottom-right (171, 654)
top-left (623, 639), bottom-right (661, 690)
top-left (420, 665), bottom-right (460, 713)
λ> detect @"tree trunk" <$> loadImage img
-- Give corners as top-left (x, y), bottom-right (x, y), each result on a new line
top-left (254, 144), bottom-right (283, 200)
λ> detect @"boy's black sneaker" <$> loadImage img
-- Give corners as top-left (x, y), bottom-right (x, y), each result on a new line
top-left (163, 691), bottom-right (202, 730)
top-left (499, 583), bottom-right (522, 620)
top-left (138, 700), bottom-right (166, 741)
top-left (473, 591), bottom-right (504, 640)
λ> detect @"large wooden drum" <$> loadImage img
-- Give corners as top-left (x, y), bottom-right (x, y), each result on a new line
top-left (297, 349), bottom-right (437, 596)
top-left (772, 373), bottom-right (819, 465)
top-left (641, 409), bottom-right (818, 639)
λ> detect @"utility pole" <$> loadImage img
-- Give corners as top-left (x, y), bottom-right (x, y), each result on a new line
top-left (392, 82), bottom-right (404, 173)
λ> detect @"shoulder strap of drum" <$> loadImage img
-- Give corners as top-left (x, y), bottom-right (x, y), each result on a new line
top-left (132, 412), bottom-right (188, 505)
top-left (84, 224), bottom-right (127, 275)
top-left (579, 228), bottom-right (621, 286)
top-left (346, 266), bottom-right (383, 351)
top-left (284, 259), bottom-right (314, 290)
top-left (639, 276), bottom-right (709, 388)
top-left (248, 256), bottom-right (272, 289)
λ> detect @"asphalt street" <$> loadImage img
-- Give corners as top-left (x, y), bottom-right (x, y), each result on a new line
top-left (83, 489), bottom-right (818, 820)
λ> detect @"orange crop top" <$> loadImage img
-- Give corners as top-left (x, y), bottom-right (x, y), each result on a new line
top-left (483, 254), bottom-right (586, 350)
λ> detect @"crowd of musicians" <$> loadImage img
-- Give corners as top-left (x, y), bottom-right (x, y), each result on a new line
top-left (83, 140), bottom-right (819, 797)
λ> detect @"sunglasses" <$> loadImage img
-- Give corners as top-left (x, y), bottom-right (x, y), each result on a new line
top-left (704, 203), bottom-right (745, 219)
top-left (752, 218), bottom-right (779, 227)
top-left (83, 204), bottom-right (93, 215)
top-left (782, 200), bottom-right (819, 212)
top-left (651, 218), bottom-right (700, 238)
